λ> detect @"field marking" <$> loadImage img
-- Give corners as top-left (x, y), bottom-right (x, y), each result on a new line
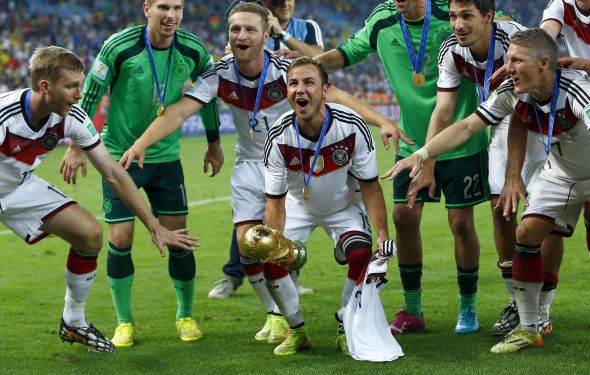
top-left (0, 196), bottom-right (231, 237)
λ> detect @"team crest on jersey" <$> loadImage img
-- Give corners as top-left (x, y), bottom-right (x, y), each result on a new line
top-left (311, 155), bottom-right (324, 173)
top-left (267, 87), bottom-right (283, 102)
top-left (103, 199), bottom-right (112, 214)
top-left (92, 59), bottom-right (109, 81)
top-left (41, 133), bottom-right (59, 150)
top-left (174, 62), bottom-right (188, 78)
top-left (332, 146), bottom-right (349, 165)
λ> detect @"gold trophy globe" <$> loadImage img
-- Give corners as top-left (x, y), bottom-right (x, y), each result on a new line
top-left (242, 224), bottom-right (308, 270)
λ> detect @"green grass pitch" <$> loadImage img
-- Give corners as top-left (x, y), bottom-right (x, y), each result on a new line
top-left (1, 132), bottom-right (589, 374)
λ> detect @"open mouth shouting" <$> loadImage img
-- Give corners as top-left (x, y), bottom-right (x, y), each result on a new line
top-left (295, 97), bottom-right (310, 111)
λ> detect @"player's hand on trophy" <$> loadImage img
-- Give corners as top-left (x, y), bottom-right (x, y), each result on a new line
top-left (60, 143), bottom-right (87, 184)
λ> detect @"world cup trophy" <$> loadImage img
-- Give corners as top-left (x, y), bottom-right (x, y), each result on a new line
top-left (242, 224), bottom-right (308, 270)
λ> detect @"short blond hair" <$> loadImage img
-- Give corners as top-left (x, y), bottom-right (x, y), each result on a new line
top-left (29, 46), bottom-right (83, 91)
top-left (287, 57), bottom-right (329, 85)
top-left (510, 28), bottom-right (559, 70)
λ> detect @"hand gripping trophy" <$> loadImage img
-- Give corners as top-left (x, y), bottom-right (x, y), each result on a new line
top-left (242, 225), bottom-right (308, 270)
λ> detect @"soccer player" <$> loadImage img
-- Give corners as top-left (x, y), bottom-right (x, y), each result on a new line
top-left (119, 2), bottom-right (401, 353)
top-left (0, 46), bottom-right (197, 353)
top-left (263, 57), bottom-right (391, 355)
top-left (437, 0), bottom-right (560, 336)
top-left (316, 0), bottom-right (489, 334)
top-left (209, 0), bottom-right (325, 300)
top-left (59, 0), bottom-right (222, 347)
top-left (385, 28), bottom-right (590, 353)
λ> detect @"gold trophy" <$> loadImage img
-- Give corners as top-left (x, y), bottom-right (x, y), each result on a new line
top-left (242, 224), bottom-right (308, 270)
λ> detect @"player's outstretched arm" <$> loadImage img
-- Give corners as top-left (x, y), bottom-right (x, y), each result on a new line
top-left (495, 115), bottom-right (529, 220)
top-left (381, 113), bottom-right (488, 181)
top-left (359, 179), bottom-right (389, 246)
top-left (120, 97), bottom-right (203, 169)
top-left (59, 143), bottom-right (87, 184)
top-left (325, 85), bottom-right (413, 151)
top-left (86, 143), bottom-right (198, 255)
top-left (314, 49), bottom-right (345, 70)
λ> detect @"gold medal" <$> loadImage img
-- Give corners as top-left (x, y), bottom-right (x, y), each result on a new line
top-left (157, 104), bottom-right (165, 117)
top-left (412, 72), bottom-right (425, 87)
top-left (302, 186), bottom-right (310, 200)
top-left (249, 128), bottom-right (254, 141)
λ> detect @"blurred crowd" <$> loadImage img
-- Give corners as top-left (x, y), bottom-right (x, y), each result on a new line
top-left (1, 0), bottom-right (542, 102)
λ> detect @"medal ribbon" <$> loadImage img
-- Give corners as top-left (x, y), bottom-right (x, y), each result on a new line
top-left (399, 0), bottom-right (431, 75)
top-left (233, 52), bottom-right (270, 137)
top-left (24, 89), bottom-right (31, 123)
top-left (532, 72), bottom-right (560, 159)
top-left (473, 22), bottom-right (496, 103)
top-left (144, 26), bottom-right (174, 110)
top-left (294, 105), bottom-right (331, 193)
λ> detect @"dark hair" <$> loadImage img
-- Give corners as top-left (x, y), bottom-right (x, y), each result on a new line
top-left (287, 57), bottom-right (329, 85)
top-left (448, 0), bottom-right (495, 15)
top-left (228, 2), bottom-right (269, 32)
top-left (224, 0), bottom-right (266, 20)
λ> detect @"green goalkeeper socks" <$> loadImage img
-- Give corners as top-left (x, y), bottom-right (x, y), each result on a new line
top-left (169, 248), bottom-right (196, 320)
top-left (107, 243), bottom-right (135, 324)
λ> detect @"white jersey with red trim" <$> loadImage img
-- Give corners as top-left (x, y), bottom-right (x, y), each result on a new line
top-left (0, 89), bottom-right (101, 199)
top-left (542, 0), bottom-right (590, 59)
top-left (185, 51), bottom-right (292, 162)
top-left (264, 103), bottom-right (377, 216)
top-left (475, 70), bottom-right (590, 180)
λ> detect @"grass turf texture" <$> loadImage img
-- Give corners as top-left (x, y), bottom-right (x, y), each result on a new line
top-left (1, 132), bottom-right (589, 375)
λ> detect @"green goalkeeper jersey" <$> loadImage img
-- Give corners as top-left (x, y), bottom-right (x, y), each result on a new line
top-left (338, 0), bottom-right (488, 160)
top-left (81, 25), bottom-right (220, 163)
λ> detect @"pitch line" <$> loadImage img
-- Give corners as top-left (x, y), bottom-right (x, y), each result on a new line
top-left (0, 195), bottom-right (231, 237)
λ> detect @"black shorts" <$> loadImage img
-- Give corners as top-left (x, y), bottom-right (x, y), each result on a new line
top-left (102, 160), bottom-right (188, 223)
top-left (393, 151), bottom-right (490, 208)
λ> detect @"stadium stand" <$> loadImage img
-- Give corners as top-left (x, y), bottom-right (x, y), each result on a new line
top-left (0, 0), bottom-right (537, 102)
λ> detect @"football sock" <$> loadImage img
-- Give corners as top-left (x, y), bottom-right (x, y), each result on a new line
top-left (513, 243), bottom-right (544, 332)
top-left (168, 247), bottom-right (196, 320)
top-left (107, 242), bottom-right (134, 324)
top-left (539, 272), bottom-right (558, 321)
top-left (341, 277), bottom-right (355, 309)
top-left (498, 259), bottom-right (515, 301)
top-left (63, 249), bottom-right (97, 328)
top-left (245, 268), bottom-right (276, 313)
top-left (457, 266), bottom-right (478, 310)
top-left (266, 273), bottom-right (303, 328)
top-left (399, 263), bottom-right (422, 316)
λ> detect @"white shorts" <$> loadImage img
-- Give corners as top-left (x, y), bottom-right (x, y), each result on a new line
top-left (231, 160), bottom-right (266, 225)
top-left (283, 196), bottom-right (372, 258)
top-left (523, 169), bottom-right (590, 236)
top-left (0, 175), bottom-right (75, 244)
top-left (488, 124), bottom-right (546, 195)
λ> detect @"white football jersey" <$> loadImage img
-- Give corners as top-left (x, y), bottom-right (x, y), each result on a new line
top-left (438, 21), bottom-right (525, 93)
top-left (542, 0), bottom-right (590, 59)
top-left (185, 51), bottom-right (292, 162)
top-left (0, 89), bottom-right (101, 198)
top-left (264, 103), bottom-right (377, 216)
top-left (475, 70), bottom-right (590, 180)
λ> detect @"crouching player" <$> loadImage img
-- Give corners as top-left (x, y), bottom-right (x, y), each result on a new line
top-left (0, 46), bottom-right (197, 352)
top-left (263, 57), bottom-right (390, 355)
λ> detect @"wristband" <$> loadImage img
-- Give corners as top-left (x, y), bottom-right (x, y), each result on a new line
top-left (281, 31), bottom-right (292, 42)
top-left (414, 148), bottom-right (429, 161)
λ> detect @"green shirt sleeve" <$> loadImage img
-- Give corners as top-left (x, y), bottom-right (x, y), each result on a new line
top-left (80, 47), bottom-right (115, 118)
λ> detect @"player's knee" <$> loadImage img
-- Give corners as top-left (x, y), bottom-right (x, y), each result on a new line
top-left (263, 262), bottom-right (289, 280)
top-left (75, 221), bottom-right (103, 255)
top-left (515, 224), bottom-right (534, 245)
top-left (448, 215), bottom-right (475, 236)
top-left (393, 208), bottom-right (420, 230)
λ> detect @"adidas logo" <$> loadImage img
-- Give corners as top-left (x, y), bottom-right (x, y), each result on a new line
top-left (289, 157), bottom-right (301, 165)
top-left (228, 91), bottom-right (239, 100)
top-left (11, 145), bottom-right (21, 153)
top-left (133, 66), bottom-right (145, 74)
top-left (391, 38), bottom-right (401, 47)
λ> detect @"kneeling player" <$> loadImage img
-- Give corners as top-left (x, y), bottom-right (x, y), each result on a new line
top-left (263, 57), bottom-right (390, 355)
